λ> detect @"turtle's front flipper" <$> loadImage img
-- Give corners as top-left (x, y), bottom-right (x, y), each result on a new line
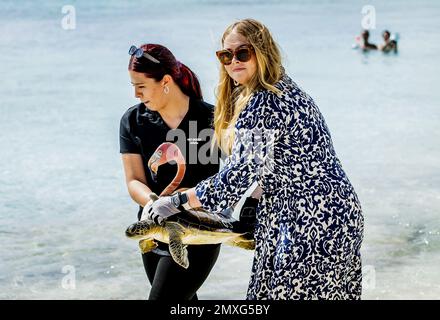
top-left (139, 239), bottom-right (158, 254)
top-left (166, 222), bottom-right (189, 269)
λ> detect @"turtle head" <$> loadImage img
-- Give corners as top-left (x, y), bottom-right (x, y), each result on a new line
top-left (125, 220), bottom-right (155, 239)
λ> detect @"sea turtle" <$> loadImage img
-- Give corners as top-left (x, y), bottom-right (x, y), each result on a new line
top-left (125, 142), bottom-right (255, 269)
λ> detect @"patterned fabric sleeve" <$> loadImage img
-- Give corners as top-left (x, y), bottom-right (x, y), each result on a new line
top-left (195, 90), bottom-right (286, 214)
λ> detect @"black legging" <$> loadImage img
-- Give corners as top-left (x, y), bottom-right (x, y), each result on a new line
top-left (141, 243), bottom-right (221, 300)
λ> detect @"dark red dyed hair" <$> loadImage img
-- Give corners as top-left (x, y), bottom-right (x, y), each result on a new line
top-left (128, 44), bottom-right (203, 100)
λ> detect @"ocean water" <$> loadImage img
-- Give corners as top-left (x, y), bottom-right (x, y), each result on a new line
top-left (0, 0), bottom-right (439, 299)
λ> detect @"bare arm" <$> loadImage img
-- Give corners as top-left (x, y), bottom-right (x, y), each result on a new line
top-left (121, 153), bottom-right (153, 207)
top-left (183, 187), bottom-right (202, 209)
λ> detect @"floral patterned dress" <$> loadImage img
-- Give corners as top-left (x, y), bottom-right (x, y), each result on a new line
top-left (195, 73), bottom-right (364, 300)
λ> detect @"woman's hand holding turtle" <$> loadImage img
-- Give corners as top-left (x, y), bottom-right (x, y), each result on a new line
top-left (141, 194), bottom-right (181, 224)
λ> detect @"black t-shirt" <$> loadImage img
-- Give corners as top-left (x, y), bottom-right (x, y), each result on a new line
top-left (119, 97), bottom-right (222, 219)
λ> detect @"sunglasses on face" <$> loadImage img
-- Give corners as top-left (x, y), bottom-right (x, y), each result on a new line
top-left (128, 45), bottom-right (160, 64)
top-left (216, 45), bottom-right (254, 65)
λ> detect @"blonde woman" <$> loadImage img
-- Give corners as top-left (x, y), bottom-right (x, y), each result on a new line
top-left (144, 19), bottom-right (364, 300)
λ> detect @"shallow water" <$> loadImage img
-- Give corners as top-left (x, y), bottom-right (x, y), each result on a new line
top-left (0, 0), bottom-right (439, 299)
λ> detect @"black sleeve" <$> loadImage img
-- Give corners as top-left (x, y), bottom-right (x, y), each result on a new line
top-left (119, 109), bottom-right (141, 154)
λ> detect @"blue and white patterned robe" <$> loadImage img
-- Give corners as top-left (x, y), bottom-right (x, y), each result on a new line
top-left (195, 74), bottom-right (364, 300)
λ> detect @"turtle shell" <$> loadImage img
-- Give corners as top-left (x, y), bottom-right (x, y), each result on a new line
top-left (166, 207), bottom-right (239, 232)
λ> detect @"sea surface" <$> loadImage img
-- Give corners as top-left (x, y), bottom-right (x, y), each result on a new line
top-left (0, 0), bottom-right (439, 299)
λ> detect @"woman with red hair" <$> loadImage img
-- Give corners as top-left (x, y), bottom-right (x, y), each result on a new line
top-left (119, 44), bottom-right (222, 300)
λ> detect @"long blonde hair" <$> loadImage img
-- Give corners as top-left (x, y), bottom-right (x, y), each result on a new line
top-left (214, 18), bottom-right (283, 155)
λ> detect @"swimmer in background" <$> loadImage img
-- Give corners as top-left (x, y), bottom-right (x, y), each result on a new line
top-left (358, 29), bottom-right (377, 51)
top-left (378, 30), bottom-right (398, 53)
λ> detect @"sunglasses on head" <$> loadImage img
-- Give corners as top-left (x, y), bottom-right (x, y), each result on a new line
top-left (216, 45), bottom-right (254, 65)
top-left (128, 45), bottom-right (160, 64)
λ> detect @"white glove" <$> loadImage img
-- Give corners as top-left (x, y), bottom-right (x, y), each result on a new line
top-left (140, 193), bottom-right (159, 222)
top-left (141, 194), bottom-right (181, 225)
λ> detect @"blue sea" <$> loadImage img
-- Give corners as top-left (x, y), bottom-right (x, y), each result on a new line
top-left (0, 0), bottom-right (439, 299)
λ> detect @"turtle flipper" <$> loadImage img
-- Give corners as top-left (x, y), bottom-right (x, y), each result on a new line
top-left (139, 239), bottom-right (158, 254)
top-left (226, 236), bottom-right (255, 250)
top-left (166, 222), bottom-right (189, 269)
